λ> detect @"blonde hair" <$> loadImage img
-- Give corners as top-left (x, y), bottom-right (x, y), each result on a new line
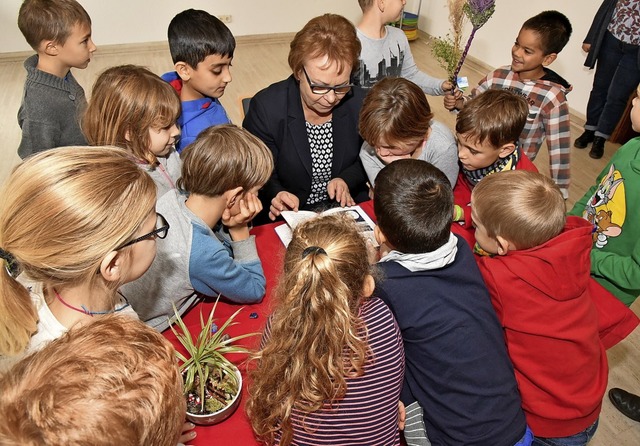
top-left (472, 170), bottom-right (565, 249)
top-left (247, 214), bottom-right (372, 445)
top-left (0, 315), bottom-right (184, 446)
top-left (178, 124), bottom-right (274, 196)
top-left (83, 65), bottom-right (181, 165)
top-left (0, 146), bottom-right (156, 356)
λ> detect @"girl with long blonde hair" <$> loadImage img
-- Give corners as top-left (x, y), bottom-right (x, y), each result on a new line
top-left (83, 65), bottom-right (182, 198)
top-left (247, 214), bottom-right (405, 445)
top-left (0, 146), bottom-right (161, 369)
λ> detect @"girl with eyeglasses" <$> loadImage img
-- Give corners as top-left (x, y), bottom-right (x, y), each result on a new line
top-left (243, 14), bottom-right (370, 224)
top-left (83, 65), bottom-right (182, 199)
top-left (0, 146), bottom-right (163, 371)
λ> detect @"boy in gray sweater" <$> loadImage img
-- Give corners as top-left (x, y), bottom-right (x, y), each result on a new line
top-left (17, 0), bottom-right (96, 158)
top-left (122, 125), bottom-right (274, 331)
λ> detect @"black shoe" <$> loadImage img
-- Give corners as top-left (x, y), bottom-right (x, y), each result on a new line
top-left (609, 388), bottom-right (640, 422)
top-left (589, 136), bottom-right (605, 159)
top-left (574, 130), bottom-right (595, 148)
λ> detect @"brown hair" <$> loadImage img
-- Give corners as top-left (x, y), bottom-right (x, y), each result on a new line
top-left (374, 159), bottom-right (453, 253)
top-left (0, 315), bottom-right (184, 446)
top-left (83, 65), bottom-right (181, 165)
top-left (472, 170), bottom-right (565, 250)
top-left (0, 147), bottom-right (156, 356)
top-left (247, 214), bottom-right (372, 445)
top-left (360, 77), bottom-right (434, 147)
top-left (358, 0), bottom-right (375, 11)
top-left (18, 0), bottom-right (91, 50)
top-left (288, 14), bottom-right (361, 78)
top-left (456, 89), bottom-right (528, 148)
top-left (178, 124), bottom-right (273, 196)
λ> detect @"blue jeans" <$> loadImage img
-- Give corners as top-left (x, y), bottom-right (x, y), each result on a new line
top-left (584, 31), bottom-right (640, 139)
top-left (531, 419), bottom-right (599, 446)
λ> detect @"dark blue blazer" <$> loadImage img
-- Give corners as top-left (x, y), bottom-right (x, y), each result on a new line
top-left (243, 75), bottom-right (368, 218)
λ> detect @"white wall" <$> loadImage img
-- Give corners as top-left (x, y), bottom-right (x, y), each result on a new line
top-left (418, 0), bottom-right (602, 118)
top-left (1, 0), bottom-right (601, 116)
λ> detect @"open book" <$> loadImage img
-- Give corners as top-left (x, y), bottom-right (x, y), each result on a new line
top-left (274, 205), bottom-right (378, 248)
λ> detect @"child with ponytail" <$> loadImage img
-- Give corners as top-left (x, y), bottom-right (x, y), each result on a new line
top-left (247, 214), bottom-right (405, 445)
top-left (83, 65), bottom-right (182, 198)
top-left (0, 146), bottom-right (161, 371)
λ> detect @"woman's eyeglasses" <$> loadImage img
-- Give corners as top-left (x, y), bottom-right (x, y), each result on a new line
top-left (115, 212), bottom-right (170, 250)
top-left (302, 67), bottom-right (353, 96)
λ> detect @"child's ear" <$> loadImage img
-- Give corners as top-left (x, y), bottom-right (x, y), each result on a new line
top-left (542, 53), bottom-right (557, 66)
top-left (174, 62), bottom-right (192, 81)
top-left (99, 251), bottom-right (125, 283)
top-left (225, 186), bottom-right (244, 207)
top-left (495, 235), bottom-right (513, 256)
top-left (374, 225), bottom-right (387, 246)
top-left (43, 40), bottom-right (59, 56)
top-left (362, 274), bottom-right (375, 298)
top-left (497, 143), bottom-right (516, 159)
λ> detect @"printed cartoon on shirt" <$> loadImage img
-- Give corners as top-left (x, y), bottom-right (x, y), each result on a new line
top-left (358, 44), bottom-right (405, 88)
top-left (582, 164), bottom-right (625, 249)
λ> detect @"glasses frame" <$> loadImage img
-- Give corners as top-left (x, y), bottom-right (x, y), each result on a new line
top-left (302, 67), bottom-right (354, 96)
top-left (115, 212), bottom-right (170, 251)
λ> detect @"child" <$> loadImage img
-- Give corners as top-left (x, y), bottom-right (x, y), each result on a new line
top-left (359, 77), bottom-right (458, 189)
top-left (569, 83), bottom-right (640, 307)
top-left (83, 65), bottom-right (182, 199)
top-left (472, 170), bottom-right (607, 445)
top-left (0, 146), bottom-right (159, 371)
top-left (16, 0), bottom-right (96, 158)
top-left (373, 159), bottom-right (530, 446)
top-left (162, 9), bottom-right (233, 152)
top-left (0, 315), bottom-right (185, 446)
top-left (445, 10), bottom-right (572, 199)
top-left (247, 214), bottom-right (404, 445)
top-left (356, 0), bottom-right (452, 95)
top-left (453, 89), bottom-right (538, 233)
top-left (121, 125), bottom-right (272, 331)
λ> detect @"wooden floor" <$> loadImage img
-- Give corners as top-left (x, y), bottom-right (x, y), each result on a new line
top-left (0, 34), bottom-right (638, 444)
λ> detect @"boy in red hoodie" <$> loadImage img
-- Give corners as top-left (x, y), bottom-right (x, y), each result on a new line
top-left (471, 170), bottom-right (606, 445)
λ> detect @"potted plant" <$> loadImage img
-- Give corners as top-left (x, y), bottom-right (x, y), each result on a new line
top-left (170, 299), bottom-right (258, 425)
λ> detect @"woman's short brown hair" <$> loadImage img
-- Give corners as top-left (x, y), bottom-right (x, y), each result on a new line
top-left (288, 14), bottom-right (361, 78)
top-left (359, 77), bottom-right (434, 147)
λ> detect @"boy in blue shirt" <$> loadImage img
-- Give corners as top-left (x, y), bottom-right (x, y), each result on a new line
top-left (162, 9), bottom-right (233, 151)
top-left (373, 159), bottom-right (531, 446)
top-left (122, 125), bottom-right (273, 331)
top-left (16, 0), bottom-right (96, 158)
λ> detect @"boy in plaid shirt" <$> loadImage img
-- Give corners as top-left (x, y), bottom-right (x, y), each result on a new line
top-left (445, 10), bottom-right (573, 199)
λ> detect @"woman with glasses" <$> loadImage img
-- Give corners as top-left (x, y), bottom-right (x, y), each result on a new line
top-left (243, 14), bottom-right (369, 224)
top-left (0, 146), bottom-right (163, 371)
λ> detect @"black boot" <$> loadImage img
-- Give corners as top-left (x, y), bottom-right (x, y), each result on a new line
top-left (589, 136), bottom-right (605, 159)
top-left (609, 388), bottom-right (640, 422)
top-left (574, 130), bottom-right (595, 148)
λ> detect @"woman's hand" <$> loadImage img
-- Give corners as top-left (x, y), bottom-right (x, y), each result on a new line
top-left (327, 178), bottom-right (355, 207)
top-left (269, 191), bottom-right (300, 221)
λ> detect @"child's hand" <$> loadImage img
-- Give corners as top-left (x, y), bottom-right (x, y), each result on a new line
top-left (223, 192), bottom-right (262, 228)
top-left (327, 178), bottom-right (355, 207)
top-left (269, 191), bottom-right (299, 221)
top-left (441, 79), bottom-right (455, 92)
top-left (398, 401), bottom-right (406, 430)
top-left (443, 90), bottom-right (464, 111)
top-left (177, 421), bottom-right (196, 445)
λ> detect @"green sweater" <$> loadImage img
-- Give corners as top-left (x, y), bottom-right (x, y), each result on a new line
top-left (569, 137), bottom-right (640, 306)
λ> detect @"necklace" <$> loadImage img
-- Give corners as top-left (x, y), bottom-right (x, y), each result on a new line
top-left (53, 289), bottom-right (131, 317)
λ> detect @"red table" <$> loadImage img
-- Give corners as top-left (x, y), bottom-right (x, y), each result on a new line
top-left (162, 220), bottom-right (287, 445)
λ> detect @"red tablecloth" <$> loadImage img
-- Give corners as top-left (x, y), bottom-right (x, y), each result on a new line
top-left (162, 220), bottom-right (286, 445)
